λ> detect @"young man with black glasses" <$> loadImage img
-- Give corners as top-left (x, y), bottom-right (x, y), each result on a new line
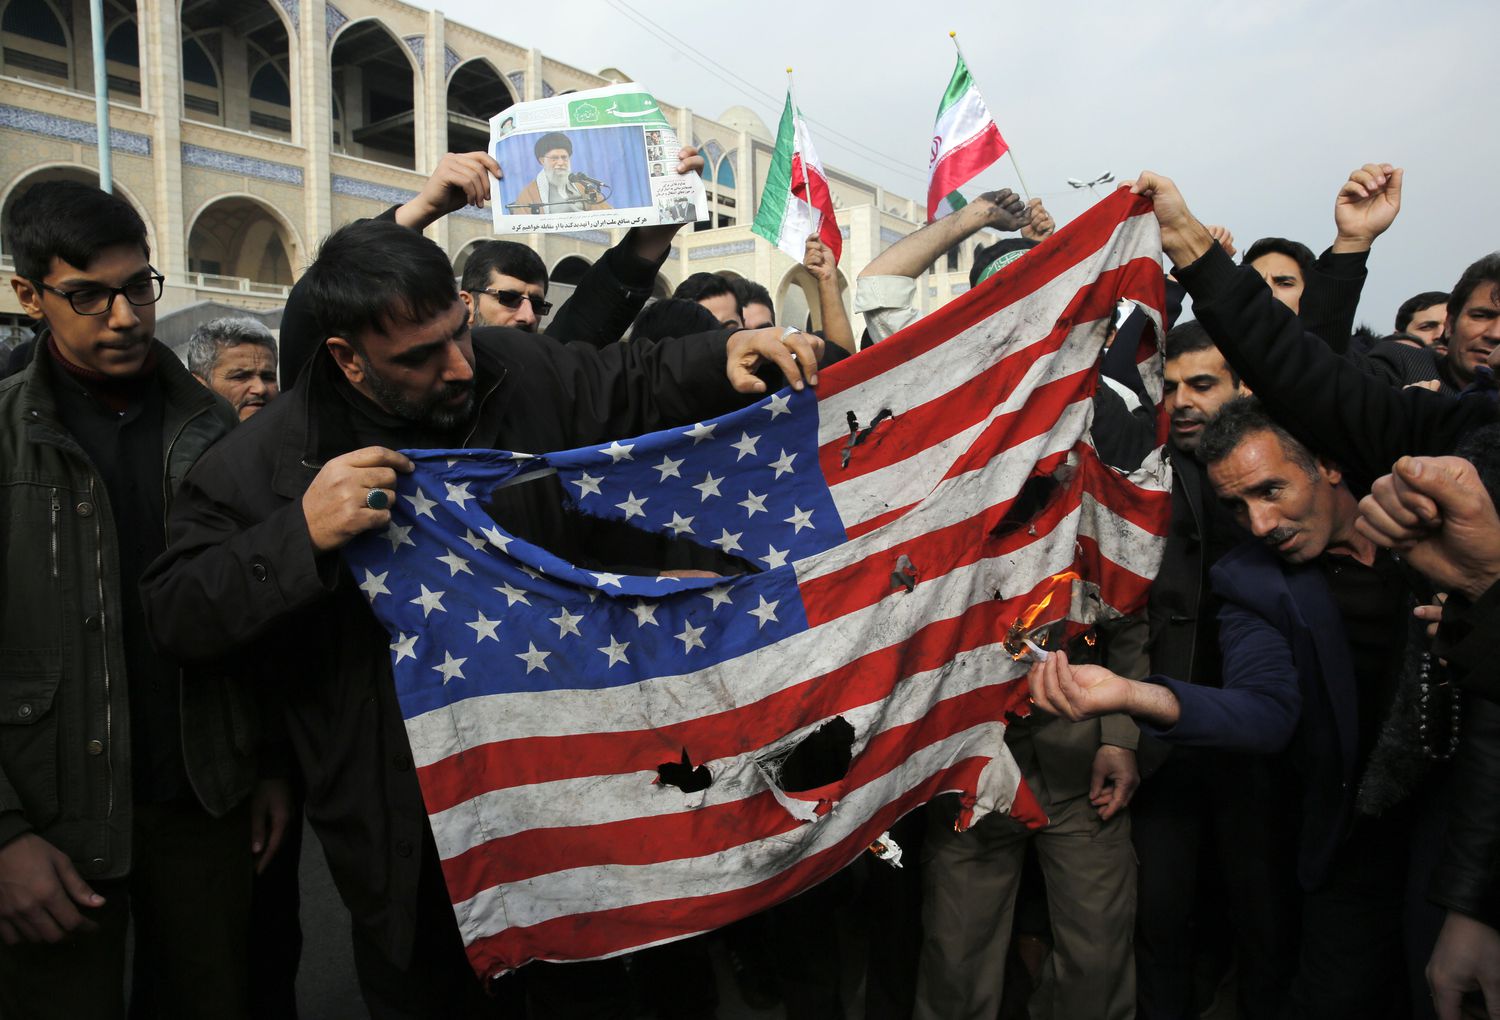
top-left (0, 180), bottom-right (269, 1018)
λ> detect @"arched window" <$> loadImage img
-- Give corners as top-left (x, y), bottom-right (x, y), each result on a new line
top-left (447, 59), bottom-right (513, 153)
top-left (250, 63), bottom-right (289, 105)
top-left (105, 21), bottom-right (137, 64)
top-left (2, 0), bottom-right (66, 45)
top-left (715, 152), bottom-right (736, 189)
top-left (2, 0), bottom-right (71, 87)
top-left (183, 0), bottom-right (290, 134)
top-left (182, 37), bottom-right (218, 86)
top-left (103, 18), bottom-right (140, 101)
top-left (330, 20), bottom-right (418, 169)
top-left (181, 34), bottom-right (222, 122)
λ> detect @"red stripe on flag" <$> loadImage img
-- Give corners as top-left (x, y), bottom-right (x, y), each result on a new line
top-left (815, 193), bottom-right (1160, 399)
top-left (815, 259), bottom-right (1160, 486)
top-left (461, 756), bottom-right (993, 975)
top-left (416, 556), bottom-right (1089, 811)
top-left (438, 682), bottom-right (1025, 902)
top-left (926, 123), bottom-right (1009, 221)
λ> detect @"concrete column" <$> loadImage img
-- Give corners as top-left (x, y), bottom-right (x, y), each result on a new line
top-left (139, 0), bottom-right (185, 281)
top-left (72, 0), bottom-right (94, 94)
top-left (221, 27), bottom-right (250, 131)
top-left (299, 0), bottom-right (332, 248)
top-left (423, 9), bottom-right (447, 246)
top-left (524, 48), bottom-right (541, 101)
top-left (736, 129), bottom-right (752, 226)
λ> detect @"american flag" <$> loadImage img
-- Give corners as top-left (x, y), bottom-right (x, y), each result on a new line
top-left (344, 190), bottom-right (1172, 977)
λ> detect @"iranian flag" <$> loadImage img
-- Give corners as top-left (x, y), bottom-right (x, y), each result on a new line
top-left (926, 52), bottom-right (1009, 222)
top-left (752, 91), bottom-right (842, 262)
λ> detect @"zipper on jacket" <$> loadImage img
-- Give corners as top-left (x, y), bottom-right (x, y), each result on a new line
top-left (91, 478), bottom-right (115, 817)
top-left (49, 487), bottom-right (60, 579)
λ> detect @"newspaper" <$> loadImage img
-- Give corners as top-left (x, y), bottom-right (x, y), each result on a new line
top-left (489, 83), bottom-right (708, 235)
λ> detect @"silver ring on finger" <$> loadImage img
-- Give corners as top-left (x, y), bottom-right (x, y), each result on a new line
top-left (365, 488), bottom-right (391, 511)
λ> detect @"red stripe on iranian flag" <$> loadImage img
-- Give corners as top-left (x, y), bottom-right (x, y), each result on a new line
top-left (927, 122), bottom-right (1008, 220)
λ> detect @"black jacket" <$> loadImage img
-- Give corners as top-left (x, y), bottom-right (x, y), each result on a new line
top-left (141, 325), bottom-right (760, 966)
top-left (0, 338), bottom-right (250, 876)
top-left (1177, 243), bottom-right (1500, 924)
top-left (1176, 243), bottom-right (1496, 494)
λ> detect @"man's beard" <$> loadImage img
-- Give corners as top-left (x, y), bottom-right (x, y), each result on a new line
top-left (361, 358), bottom-right (476, 432)
top-left (544, 168), bottom-right (571, 194)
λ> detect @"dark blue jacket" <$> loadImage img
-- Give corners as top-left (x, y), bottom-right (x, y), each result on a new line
top-left (1145, 541), bottom-right (1360, 891)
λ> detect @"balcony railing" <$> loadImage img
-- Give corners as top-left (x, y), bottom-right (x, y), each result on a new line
top-left (182, 272), bottom-right (292, 298)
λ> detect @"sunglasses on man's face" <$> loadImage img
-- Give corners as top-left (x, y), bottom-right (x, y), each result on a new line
top-left (475, 289), bottom-right (552, 316)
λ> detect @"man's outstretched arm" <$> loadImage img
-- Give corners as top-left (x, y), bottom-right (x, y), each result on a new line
top-left (547, 147), bottom-right (707, 348)
top-left (1127, 171), bottom-right (1495, 488)
top-left (858, 189), bottom-right (1028, 280)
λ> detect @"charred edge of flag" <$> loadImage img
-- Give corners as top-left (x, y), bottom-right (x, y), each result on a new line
top-left (841, 408), bottom-right (894, 468)
top-left (657, 747), bottom-right (713, 793)
top-left (889, 554), bottom-right (918, 593)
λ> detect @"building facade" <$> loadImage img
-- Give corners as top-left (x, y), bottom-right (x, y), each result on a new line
top-left (0, 0), bottom-right (989, 346)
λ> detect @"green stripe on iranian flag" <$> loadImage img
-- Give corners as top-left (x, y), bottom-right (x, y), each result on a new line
top-left (926, 53), bottom-right (1008, 221)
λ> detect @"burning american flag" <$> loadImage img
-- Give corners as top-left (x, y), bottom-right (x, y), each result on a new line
top-left (344, 189), bottom-right (1173, 977)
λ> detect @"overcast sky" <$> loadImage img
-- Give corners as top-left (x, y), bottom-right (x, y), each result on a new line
top-left (435, 0), bottom-right (1498, 330)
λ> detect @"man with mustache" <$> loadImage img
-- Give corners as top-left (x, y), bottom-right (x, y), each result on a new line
top-left (1128, 322), bottom-right (1303, 1020)
top-left (510, 131), bottom-right (613, 215)
top-left (186, 317), bottom-right (279, 420)
top-left (1030, 397), bottom-right (1434, 1018)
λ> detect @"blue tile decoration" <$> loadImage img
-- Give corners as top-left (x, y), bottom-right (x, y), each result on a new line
top-left (702, 139), bottom-right (724, 163)
top-left (275, 0), bottom-right (299, 32)
top-left (453, 205), bottom-right (491, 221)
top-left (403, 35), bottom-right (425, 71)
top-left (326, 2), bottom-right (347, 42)
top-left (444, 45), bottom-right (461, 78)
top-left (182, 144), bottom-right (303, 184)
top-left (0, 104), bottom-right (151, 156)
top-left (508, 70), bottom-right (525, 95)
top-left (541, 80), bottom-right (555, 98)
top-left (332, 174), bottom-right (418, 205)
top-left (880, 227), bottom-right (906, 245)
top-left (688, 239), bottom-right (755, 261)
top-left (950, 283), bottom-right (969, 296)
top-left (839, 225), bottom-right (850, 239)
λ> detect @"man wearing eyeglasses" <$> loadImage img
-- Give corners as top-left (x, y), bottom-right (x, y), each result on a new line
top-left (0, 180), bottom-right (264, 1018)
top-left (458, 240), bottom-right (552, 332)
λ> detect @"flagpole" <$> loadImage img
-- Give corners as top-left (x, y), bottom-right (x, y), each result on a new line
top-left (785, 67), bottom-right (805, 204)
top-left (951, 31), bottom-right (1031, 202)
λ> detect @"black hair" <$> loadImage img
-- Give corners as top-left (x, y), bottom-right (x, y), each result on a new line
top-left (1165, 319), bottom-right (1239, 385)
top-left (970, 237), bottom-right (1038, 288)
top-left (1242, 237), bottom-right (1314, 276)
top-left (672, 272), bottom-right (742, 316)
top-left (460, 240), bottom-right (548, 294)
top-left (1446, 253), bottom-right (1500, 329)
top-left (301, 219), bottom-right (458, 347)
top-left (628, 298), bottom-right (722, 342)
top-left (533, 131), bottom-right (573, 160)
top-left (1197, 396), bottom-right (1318, 477)
top-left (7, 180), bottom-right (150, 280)
top-left (732, 277), bottom-right (775, 318)
top-left (1395, 290), bottom-right (1451, 332)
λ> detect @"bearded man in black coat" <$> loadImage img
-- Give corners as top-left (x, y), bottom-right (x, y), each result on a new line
top-left (140, 218), bottom-right (824, 1018)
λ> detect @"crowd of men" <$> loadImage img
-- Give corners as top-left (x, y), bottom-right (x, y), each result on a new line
top-left (0, 140), bottom-right (1496, 1020)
